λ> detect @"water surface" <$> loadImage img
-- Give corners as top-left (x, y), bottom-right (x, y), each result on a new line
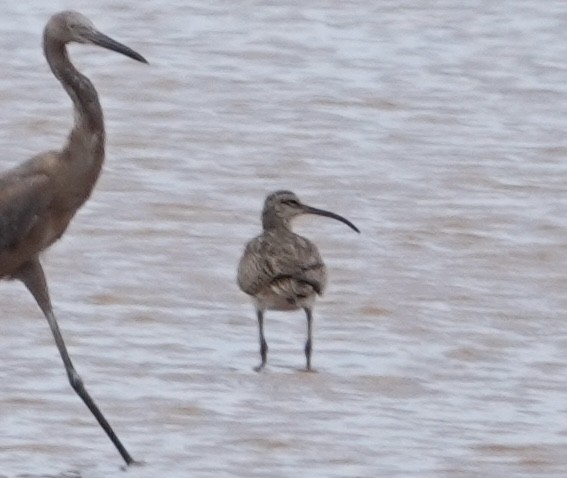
top-left (1, 1), bottom-right (566, 477)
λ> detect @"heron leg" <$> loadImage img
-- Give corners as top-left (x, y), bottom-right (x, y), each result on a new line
top-left (254, 309), bottom-right (268, 372)
top-left (16, 259), bottom-right (134, 465)
top-left (304, 307), bottom-right (313, 371)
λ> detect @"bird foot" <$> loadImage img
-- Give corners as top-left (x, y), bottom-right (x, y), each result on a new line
top-left (120, 459), bottom-right (146, 471)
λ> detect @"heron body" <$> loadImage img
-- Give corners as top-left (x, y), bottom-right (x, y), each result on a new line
top-left (238, 190), bottom-right (359, 372)
top-left (0, 11), bottom-right (147, 465)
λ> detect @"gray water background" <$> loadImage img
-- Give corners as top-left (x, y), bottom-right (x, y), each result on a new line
top-left (1, 1), bottom-right (566, 477)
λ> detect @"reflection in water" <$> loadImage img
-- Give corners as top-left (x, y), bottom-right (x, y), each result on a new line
top-left (1, 1), bottom-right (566, 477)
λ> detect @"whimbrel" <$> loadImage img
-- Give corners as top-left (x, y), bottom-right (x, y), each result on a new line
top-left (238, 190), bottom-right (359, 372)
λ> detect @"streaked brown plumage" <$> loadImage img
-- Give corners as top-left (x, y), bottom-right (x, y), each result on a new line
top-left (0, 11), bottom-right (147, 465)
top-left (238, 190), bottom-right (360, 371)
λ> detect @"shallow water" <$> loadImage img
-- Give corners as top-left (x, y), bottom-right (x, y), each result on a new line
top-left (1, 1), bottom-right (566, 477)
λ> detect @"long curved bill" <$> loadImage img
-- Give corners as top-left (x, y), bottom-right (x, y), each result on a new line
top-left (303, 205), bottom-right (360, 233)
top-left (87, 30), bottom-right (148, 64)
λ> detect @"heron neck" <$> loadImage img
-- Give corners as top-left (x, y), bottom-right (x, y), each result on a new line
top-left (43, 36), bottom-right (105, 157)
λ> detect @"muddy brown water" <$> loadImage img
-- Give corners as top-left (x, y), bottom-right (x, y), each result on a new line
top-left (1, 1), bottom-right (566, 477)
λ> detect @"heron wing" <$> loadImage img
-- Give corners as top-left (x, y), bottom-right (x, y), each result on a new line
top-left (0, 173), bottom-right (52, 251)
top-left (237, 232), bottom-right (327, 297)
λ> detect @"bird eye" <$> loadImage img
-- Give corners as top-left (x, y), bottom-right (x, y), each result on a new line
top-left (284, 199), bottom-right (300, 207)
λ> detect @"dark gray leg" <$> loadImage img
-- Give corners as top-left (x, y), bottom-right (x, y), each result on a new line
top-left (17, 259), bottom-right (134, 465)
top-left (304, 307), bottom-right (313, 371)
top-left (254, 309), bottom-right (268, 372)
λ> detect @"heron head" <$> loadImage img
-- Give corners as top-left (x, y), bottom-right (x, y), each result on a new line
top-left (262, 190), bottom-right (360, 233)
top-left (45, 11), bottom-right (148, 63)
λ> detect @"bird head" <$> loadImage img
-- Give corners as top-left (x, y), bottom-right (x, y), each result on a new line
top-left (261, 190), bottom-right (360, 233)
top-left (44, 11), bottom-right (148, 63)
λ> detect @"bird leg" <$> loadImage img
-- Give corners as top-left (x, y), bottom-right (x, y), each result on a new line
top-left (16, 259), bottom-right (135, 465)
top-left (254, 309), bottom-right (268, 372)
top-left (304, 307), bottom-right (313, 371)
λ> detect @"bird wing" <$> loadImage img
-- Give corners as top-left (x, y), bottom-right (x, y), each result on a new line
top-left (237, 232), bottom-right (327, 298)
top-left (0, 173), bottom-right (52, 251)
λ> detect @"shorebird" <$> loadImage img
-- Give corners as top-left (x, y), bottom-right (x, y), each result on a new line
top-left (0, 11), bottom-right (147, 465)
top-left (237, 190), bottom-right (359, 372)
